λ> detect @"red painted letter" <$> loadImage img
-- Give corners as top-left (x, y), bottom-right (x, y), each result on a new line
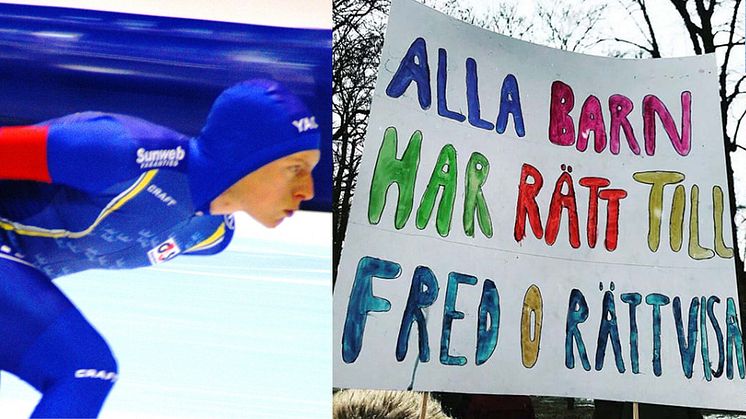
top-left (643, 91), bottom-right (691, 156)
top-left (515, 163), bottom-right (544, 242)
top-left (576, 95), bottom-right (607, 153)
top-left (609, 94), bottom-right (640, 155)
top-left (545, 168), bottom-right (580, 248)
top-left (599, 189), bottom-right (628, 251)
top-left (579, 176), bottom-right (611, 248)
top-left (549, 81), bottom-right (575, 146)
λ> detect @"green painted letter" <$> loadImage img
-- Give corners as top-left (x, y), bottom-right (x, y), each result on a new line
top-left (416, 144), bottom-right (457, 236)
top-left (368, 127), bottom-right (422, 229)
top-left (463, 152), bottom-right (493, 238)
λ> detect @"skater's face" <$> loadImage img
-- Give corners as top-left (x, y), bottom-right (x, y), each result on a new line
top-left (209, 149), bottom-right (319, 227)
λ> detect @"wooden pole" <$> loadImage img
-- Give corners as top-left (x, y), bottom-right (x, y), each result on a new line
top-left (632, 402), bottom-right (640, 419)
top-left (419, 392), bottom-right (429, 419)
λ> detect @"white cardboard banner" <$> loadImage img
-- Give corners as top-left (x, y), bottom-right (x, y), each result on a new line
top-left (333, 0), bottom-right (746, 410)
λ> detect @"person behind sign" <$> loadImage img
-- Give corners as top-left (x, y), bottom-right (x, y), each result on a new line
top-left (333, 389), bottom-right (452, 419)
top-left (0, 79), bottom-right (320, 418)
top-left (593, 400), bottom-right (703, 419)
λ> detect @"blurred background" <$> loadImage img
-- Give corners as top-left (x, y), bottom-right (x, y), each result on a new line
top-left (0, 1), bottom-right (332, 418)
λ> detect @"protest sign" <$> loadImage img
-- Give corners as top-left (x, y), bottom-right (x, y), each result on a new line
top-left (333, 0), bottom-right (746, 410)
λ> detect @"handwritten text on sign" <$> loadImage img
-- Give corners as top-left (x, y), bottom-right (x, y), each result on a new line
top-left (333, 0), bottom-right (744, 411)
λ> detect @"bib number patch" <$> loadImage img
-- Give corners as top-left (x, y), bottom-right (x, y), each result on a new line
top-left (148, 238), bottom-right (181, 265)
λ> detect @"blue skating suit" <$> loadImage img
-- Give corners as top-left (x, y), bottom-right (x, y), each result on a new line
top-left (0, 112), bottom-right (234, 278)
top-left (0, 112), bottom-right (232, 418)
top-left (0, 79), bottom-right (319, 418)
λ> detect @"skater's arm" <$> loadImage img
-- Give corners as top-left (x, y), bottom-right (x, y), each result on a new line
top-left (184, 219), bottom-right (235, 255)
top-left (0, 113), bottom-right (187, 191)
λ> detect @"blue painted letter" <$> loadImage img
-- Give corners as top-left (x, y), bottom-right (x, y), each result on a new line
top-left (476, 279), bottom-right (500, 365)
top-left (621, 293), bottom-right (642, 374)
top-left (673, 296), bottom-right (699, 379)
top-left (646, 293), bottom-right (670, 376)
top-left (437, 48), bottom-right (465, 122)
top-left (441, 272), bottom-right (477, 365)
top-left (465, 58), bottom-right (494, 131)
top-left (726, 297), bottom-right (745, 379)
top-left (386, 37), bottom-right (431, 109)
top-left (342, 256), bottom-right (401, 363)
top-left (496, 74), bottom-right (525, 137)
top-left (397, 266), bottom-right (440, 362)
top-left (595, 289), bottom-right (625, 373)
top-left (565, 288), bottom-right (591, 370)
top-left (707, 296), bottom-right (725, 378)
top-left (700, 296), bottom-right (712, 381)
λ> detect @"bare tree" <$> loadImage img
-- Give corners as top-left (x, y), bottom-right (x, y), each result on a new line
top-left (431, 0), bottom-right (534, 39)
top-left (616, 0), bottom-right (745, 148)
top-left (613, 0), bottom-right (746, 307)
top-left (536, 0), bottom-right (608, 52)
top-left (611, 0), bottom-right (663, 57)
top-left (333, 0), bottom-right (388, 283)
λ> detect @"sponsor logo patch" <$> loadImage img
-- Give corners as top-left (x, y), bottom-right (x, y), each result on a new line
top-left (224, 214), bottom-right (235, 230)
top-left (136, 146), bottom-right (185, 169)
top-left (147, 237), bottom-right (181, 265)
top-left (75, 369), bottom-right (118, 382)
top-left (147, 184), bottom-right (177, 206)
top-left (291, 116), bottom-right (318, 133)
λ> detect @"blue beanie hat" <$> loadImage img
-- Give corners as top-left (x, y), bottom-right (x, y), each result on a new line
top-left (188, 79), bottom-right (320, 212)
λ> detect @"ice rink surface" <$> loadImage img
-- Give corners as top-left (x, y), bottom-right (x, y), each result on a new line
top-left (0, 212), bottom-right (332, 418)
